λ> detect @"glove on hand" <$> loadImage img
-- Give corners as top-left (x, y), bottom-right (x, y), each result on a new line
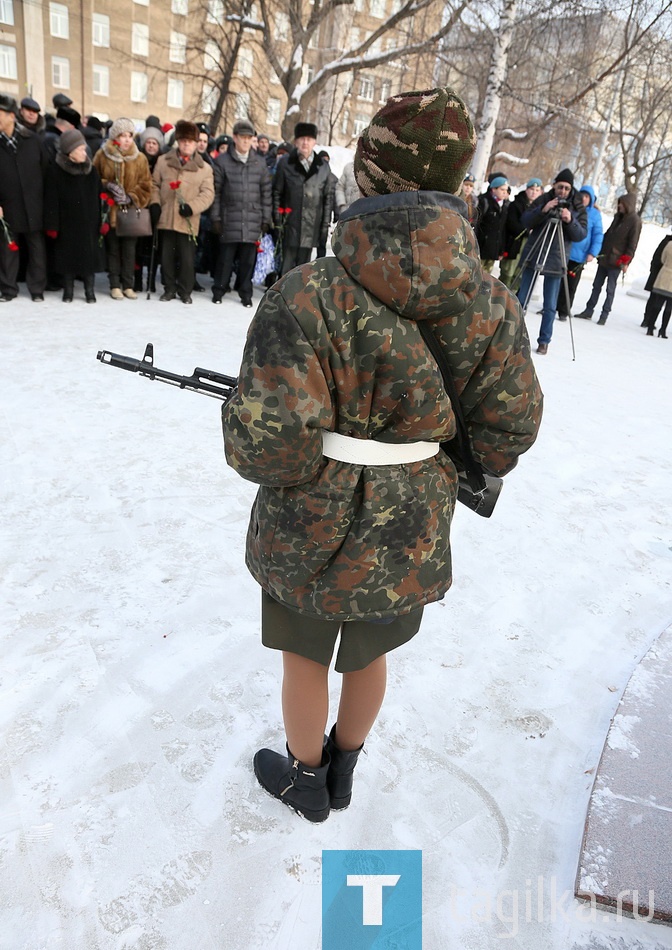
top-left (106, 181), bottom-right (130, 205)
top-left (178, 203), bottom-right (193, 218)
top-left (210, 220), bottom-right (222, 236)
top-left (149, 204), bottom-right (161, 226)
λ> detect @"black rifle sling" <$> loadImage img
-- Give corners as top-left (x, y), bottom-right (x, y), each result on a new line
top-left (417, 320), bottom-right (487, 495)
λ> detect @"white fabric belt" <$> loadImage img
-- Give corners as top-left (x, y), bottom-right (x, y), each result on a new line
top-left (322, 431), bottom-right (440, 465)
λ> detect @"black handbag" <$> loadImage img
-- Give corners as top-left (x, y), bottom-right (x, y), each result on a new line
top-left (418, 321), bottom-right (503, 518)
top-left (115, 204), bottom-right (152, 238)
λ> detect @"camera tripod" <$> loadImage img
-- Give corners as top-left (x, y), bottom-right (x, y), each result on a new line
top-left (516, 212), bottom-right (576, 360)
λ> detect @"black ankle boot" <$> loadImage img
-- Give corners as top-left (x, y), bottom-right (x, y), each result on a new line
top-left (83, 276), bottom-right (96, 303)
top-left (660, 329), bottom-right (668, 339)
top-left (647, 327), bottom-right (655, 336)
top-left (254, 745), bottom-right (330, 822)
top-left (325, 725), bottom-right (364, 810)
top-left (62, 278), bottom-right (74, 303)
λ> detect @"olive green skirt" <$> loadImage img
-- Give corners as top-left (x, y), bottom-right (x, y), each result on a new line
top-left (261, 591), bottom-right (424, 673)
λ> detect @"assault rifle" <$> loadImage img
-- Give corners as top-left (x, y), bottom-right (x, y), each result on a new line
top-left (96, 343), bottom-right (237, 401)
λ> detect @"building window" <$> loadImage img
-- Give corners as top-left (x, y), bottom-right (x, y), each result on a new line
top-left (93, 64), bottom-right (110, 96)
top-left (0, 0), bottom-right (14, 26)
top-left (169, 30), bottom-right (186, 63)
top-left (302, 63), bottom-right (314, 85)
top-left (358, 76), bottom-right (374, 101)
top-left (349, 27), bottom-right (360, 47)
top-left (266, 97), bottom-right (281, 126)
top-left (201, 81), bottom-right (218, 114)
top-left (52, 55), bottom-right (70, 87)
top-left (238, 46), bottom-right (253, 78)
top-left (92, 13), bottom-right (110, 47)
top-left (274, 12), bottom-right (289, 41)
top-left (370, 0), bottom-right (385, 16)
top-left (132, 23), bottom-right (149, 57)
top-left (172, 0), bottom-right (188, 12)
top-left (131, 70), bottom-right (148, 102)
top-left (235, 91), bottom-right (250, 119)
top-left (0, 43), bottom-right (17, 78)
top-left (308, 26), bottom-right (319, 49)
top-left (379, 78), bottom-right (391, 103)
top-left (353, 113), bottom-right (368, 135)
top-left (167, 78), bottom-right (184, 108)
top-left (207, 0), bottom-right (223, 23)
top-left (340, 108), bottom-right (350, 136)
top-left (50, 2), bottom-right (69, 38)
top-left (204, 40), bottom-right (220, 71)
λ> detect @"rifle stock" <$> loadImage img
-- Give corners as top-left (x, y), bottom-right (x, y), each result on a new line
top-left (96, 343), bottom-right (237, 401)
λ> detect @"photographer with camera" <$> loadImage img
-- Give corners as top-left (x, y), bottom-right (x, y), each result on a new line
top-left (516, 168), bottom-right (587, 354)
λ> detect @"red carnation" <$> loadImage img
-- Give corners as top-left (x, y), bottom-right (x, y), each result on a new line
top-left (106, 197), bottom-right (115, 207)
top-left (112, 140), bottom-right (121, 147)
top-left (277, 207), bottom-right (285, 214)
top-left (284, 207), bottom-right (292, 214)
top-left (99, 191), bottom-right (109, 201)
top-left (169, 180), bottom-right (181, 190)
top-left (100, 222), bottom-right (110, 236)
top-left (8, 241), bottom-right (18, 252)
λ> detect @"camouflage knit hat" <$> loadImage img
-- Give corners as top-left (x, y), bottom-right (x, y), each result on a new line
top-left (354, 87), bottom-right (476, 198)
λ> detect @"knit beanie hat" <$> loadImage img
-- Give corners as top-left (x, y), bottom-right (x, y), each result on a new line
top-left (59, 129), bottom-right (86, 155)
top-left (354, 87), bottom-right (476, 198)
top-left (109, 117), bottom-right (135, 139)
top-left (139, 126), bottom-right (165, 149)
top-left (554, 168), bottom-right (574, 186)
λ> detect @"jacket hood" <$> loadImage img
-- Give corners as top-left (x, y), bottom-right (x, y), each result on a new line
top-left (580, 184), bottom-right (596, 207)
top-left (331, 190), bottom-right (482, 321)
top-left (618, 192), bottom-right (637, 215)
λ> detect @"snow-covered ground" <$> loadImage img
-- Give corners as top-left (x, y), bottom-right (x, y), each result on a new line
top-left (2, 226), bottom-right (671, 950)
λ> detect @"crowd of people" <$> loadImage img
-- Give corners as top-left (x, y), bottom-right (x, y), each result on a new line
top-left (0, 92), bottom-right (340, 307)
top-left (1, 89), bottom-right (669, 342)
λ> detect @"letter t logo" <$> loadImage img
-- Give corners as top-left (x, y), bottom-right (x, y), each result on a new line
top-left (346, 874), bottom-right (401, 925)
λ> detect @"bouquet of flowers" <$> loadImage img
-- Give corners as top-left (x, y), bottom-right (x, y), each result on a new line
top-left (169, 180), bottom-right (197, 244)
top-left (99, 191), bottom-right (115, 244)
top-left (0, 208), bottom-right (19, 252)
top-left (273, 206), bottom-right (292, 274)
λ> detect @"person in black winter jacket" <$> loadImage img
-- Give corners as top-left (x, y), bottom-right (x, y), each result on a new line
top-left (0, 93), bottom-right (48, 302)
top-left (499, 178), bottom-right (543, 290)
top-left (43, 129), bottom-right (102, 302)
top-left (642, 233), bottom-right (672, 337)
top-left (517, 168), bottom-right (587, 354)
top-left (210, 119), bottom-right (272, 306)
top-left (474, 175), bottom-right (510, 272)
top-left (575, 193), bottom-right (641, 324)
top-left (272, 122), bottom-right (334, 275)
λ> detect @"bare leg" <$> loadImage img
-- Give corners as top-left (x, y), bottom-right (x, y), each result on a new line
top-left (335, 654), bottom-right (387, 751)
top-left (281, 651), bottom-right (329, 767)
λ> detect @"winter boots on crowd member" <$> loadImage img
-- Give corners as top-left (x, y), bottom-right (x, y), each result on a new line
top-left (575, 309), bottom-right (592, 320)
top-left (325, 725), bottom-right (364, 811)
top-left (254, 745), bottom-right (331, 823)
top-left (62, 275), bottom-right (96, 303)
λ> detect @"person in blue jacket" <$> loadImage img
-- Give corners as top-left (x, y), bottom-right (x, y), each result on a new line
top-left (556, 184), bottom-right (603, 320)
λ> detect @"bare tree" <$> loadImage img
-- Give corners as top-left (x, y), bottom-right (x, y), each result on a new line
top-left (236, 0), bottom-right (470, 140)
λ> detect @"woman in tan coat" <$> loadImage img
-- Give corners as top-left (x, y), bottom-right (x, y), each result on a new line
top-left (150, 120), bottom-right (215, 304)
top-left (93, 117), bottom-right (152, 299)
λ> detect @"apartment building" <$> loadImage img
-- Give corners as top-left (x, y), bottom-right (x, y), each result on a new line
top-left (0, 0), bottom-right (438, 144)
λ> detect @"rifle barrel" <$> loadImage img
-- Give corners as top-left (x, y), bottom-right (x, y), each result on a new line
top-left (96, 347), bottom-right (237, 401)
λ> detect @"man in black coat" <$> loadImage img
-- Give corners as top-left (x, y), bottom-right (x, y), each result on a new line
top-left (499, 177), bottom-right (543, 290)
top-left (210, 119), bottom-right (272, 307)
top-left (272, 122), bottom-right (334, 275)
top-left (0, 94), bottom-right (48, 302)
top-left (517, 168), bottom-right (587, 354)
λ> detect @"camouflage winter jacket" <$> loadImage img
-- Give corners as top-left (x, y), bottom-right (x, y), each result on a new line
top-left (222, 190), bottom-right (543, 620)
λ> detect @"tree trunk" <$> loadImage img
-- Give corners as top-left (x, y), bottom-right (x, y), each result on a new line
top-left (470, 0), bottom-right (518, 187)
